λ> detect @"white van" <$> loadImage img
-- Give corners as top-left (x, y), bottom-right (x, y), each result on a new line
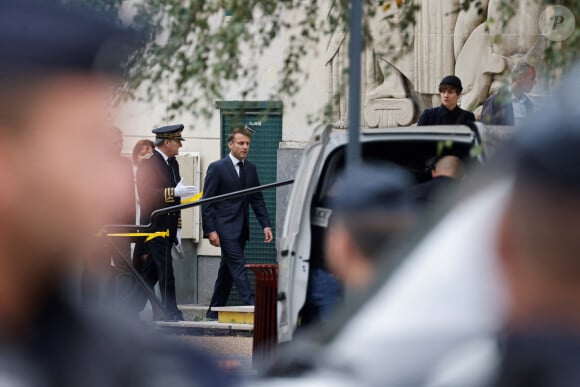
top-left (276, 123), bottom-right (497, 343)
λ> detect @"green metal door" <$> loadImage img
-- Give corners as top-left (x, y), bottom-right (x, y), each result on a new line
top-left (216, 100), bottom-right (282, 305)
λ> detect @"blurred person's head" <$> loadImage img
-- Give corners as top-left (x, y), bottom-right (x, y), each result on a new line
top-left (0, 0), bottom-right (137, 327)
top-left (153, 124), bottom-right (184, 158)
top-left (132, 139), bottom-right (154, 166)
top-left (325, 164), bottom-right (416, 290)
top-left (497, 82), bottom-right (580, 332)
top-left (511, 62), bottom-right (536, 97)
top-left (439, 75), bottom-right (463, 110)
top-left (432, 155), bottom-right (465, 180)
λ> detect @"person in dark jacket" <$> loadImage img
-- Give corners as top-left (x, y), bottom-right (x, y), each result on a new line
top-left (418, 75), bottom-right (476, 126)
top-left (481, 62), bottom-right (535, 126)
top-left (203, 127), bottom-right (273, 319)
top-left (136, 125), bottom-right (198, 321)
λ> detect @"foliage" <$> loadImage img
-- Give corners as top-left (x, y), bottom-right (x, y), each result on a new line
top-left (66, 0), bottom-right (578, 120)
top-left (63, 0), bottom-right (417, 120)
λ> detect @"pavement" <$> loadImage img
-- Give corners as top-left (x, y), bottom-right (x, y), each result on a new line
top-left (152, 305), bottom-right (255, 373)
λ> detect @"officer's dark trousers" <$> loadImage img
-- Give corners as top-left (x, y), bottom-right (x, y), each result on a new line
top-left (137, 237), bottom-right (180, 318)
top-left (209, 238), bottom-right (254, 308)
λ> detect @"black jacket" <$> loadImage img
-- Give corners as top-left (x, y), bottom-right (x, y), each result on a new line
top-left (202, 156), bottom-right (271, 241)
top-left (418, 105), bottom-right (476, 126)
top-left (136, 150), bottom-right (180, 238)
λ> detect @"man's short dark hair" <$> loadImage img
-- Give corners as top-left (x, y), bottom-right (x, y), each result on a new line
top-left (227, 127), bottom-right (252, 143)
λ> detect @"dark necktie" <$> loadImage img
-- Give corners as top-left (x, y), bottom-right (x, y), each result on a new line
top-left (238, 161), bottom-right (246, 188)
top-left (168, 157), bottom-right (179, 185)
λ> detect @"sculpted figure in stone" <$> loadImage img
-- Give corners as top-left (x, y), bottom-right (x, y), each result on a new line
top-left (326, 0), bottom-right (544, 127)
top-left (454, 0), bottom-right (543, 115)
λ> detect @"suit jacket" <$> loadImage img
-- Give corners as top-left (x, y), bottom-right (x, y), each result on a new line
top-left (202, 156), bottom-right (271, 241)
top-left (417, 105), bottom-right (476, 126)
top-left (481, 88), bottom-right (534, 125)
top-left (136, 150), bottom-right (181, 239)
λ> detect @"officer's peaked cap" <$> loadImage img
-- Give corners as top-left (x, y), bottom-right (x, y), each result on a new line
top-left (153, 124), bottom-right (186, 141)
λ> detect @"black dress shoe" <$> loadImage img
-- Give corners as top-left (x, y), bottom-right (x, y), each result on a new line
top-left (206, 310), bottom-right (218, 320)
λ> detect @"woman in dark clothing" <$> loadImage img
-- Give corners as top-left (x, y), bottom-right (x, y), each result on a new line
top-left (418, 75), bottom-right (476, 126)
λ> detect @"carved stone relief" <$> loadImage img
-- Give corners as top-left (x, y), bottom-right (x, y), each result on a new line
top-left (325, 0), bottom-right (544, 128)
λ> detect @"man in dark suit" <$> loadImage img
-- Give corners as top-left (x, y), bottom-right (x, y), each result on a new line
top-left (417, 75), bottom-right (476, 126)
top-left (203, 127), bottom-right (273, 319)
top-left (136, 124), bottom-right (198, 321)
top-left (481, 62), bottom-right (535, 126)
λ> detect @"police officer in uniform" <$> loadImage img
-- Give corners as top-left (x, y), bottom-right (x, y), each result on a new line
top-left (136, 125), bottom-right (198, 321)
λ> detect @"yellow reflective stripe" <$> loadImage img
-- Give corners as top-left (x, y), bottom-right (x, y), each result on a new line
top-left (106, 229), bottom-right (170, 242)
top-left (181, 191), bottom-right (203, 204)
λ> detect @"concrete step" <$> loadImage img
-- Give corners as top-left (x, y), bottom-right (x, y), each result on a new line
top-left (179, 304), bottom-right (209, 321)
top-left (179, 304), bottom-right (255, 325)
top-left (154, 320), bottom-right (253, 337)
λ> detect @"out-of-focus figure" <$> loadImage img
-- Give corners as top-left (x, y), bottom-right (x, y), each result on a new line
top-left (325, 164), bottom-right (416, 292)
top-left (481, 62), bottom-right (536, 126)
top-left (413, 155), bottom-right (465, 205)
top-left (132, 139), bottom-right (155, 168)
top-left (131, 139), bottom-right (155, 295)
top-left (81, 126), bottom-right (136, 310)
top-left (0, 1), bottom-right (229, 386)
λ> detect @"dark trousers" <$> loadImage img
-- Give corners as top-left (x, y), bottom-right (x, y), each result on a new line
top-left (209, 238), bottom-right (254, 309)
top-left (299, 267), bottom-right (343, 328)
top-left (135, 237), bottom-right (180, 319)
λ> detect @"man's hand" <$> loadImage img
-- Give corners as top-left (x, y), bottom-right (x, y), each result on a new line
top-left (208, 231), bottom-right (221, 247)
top-left (264, 228), bottom-right (273, 243)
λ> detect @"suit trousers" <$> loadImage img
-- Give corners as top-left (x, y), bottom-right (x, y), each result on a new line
top-left (209, 237), bottom-right (254, 308)
top-left (136, 237), bottom-right (180, 318)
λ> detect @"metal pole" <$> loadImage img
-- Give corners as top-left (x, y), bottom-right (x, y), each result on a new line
top-left (347, 0), bottom-right (363, 170)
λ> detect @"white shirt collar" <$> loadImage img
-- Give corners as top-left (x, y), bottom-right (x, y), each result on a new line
top-left (229, 152), bottom-right (243, 166)
top-left (155, 148), bottom-right (170, 163)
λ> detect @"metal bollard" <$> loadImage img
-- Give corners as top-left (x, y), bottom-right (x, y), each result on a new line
top-left (246, 264), bottom-right (278, 363)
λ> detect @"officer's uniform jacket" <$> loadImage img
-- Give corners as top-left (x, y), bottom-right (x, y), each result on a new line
top-left (136, 150), bottom-right (181, 240)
